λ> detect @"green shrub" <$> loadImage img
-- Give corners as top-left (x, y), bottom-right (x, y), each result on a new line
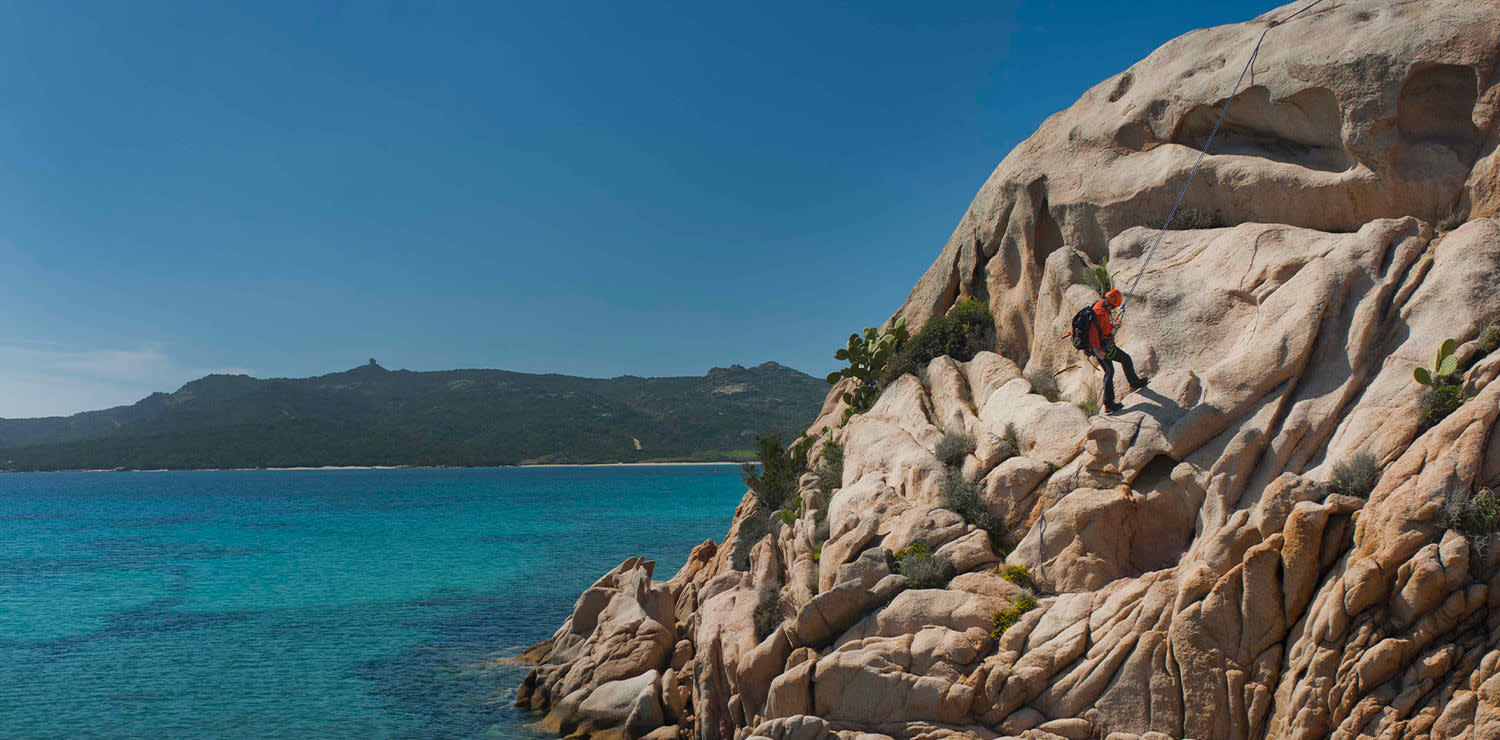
top-left (935, 432), bottom-right (976, 468)
top-left (893, 543), bottom-right (956, 589)
top-left (1481, 325), bottom-right (1500, 354)
top-left (732, 510), bottom-right (781, 571)
top-left (1087, 254), bottom-right (1113, 296)
top-left (1077, 399), bottom-right (1100, 416)
top-left (742, 435), bottom-right (809, 512)
top-left (814, 439), bottom-right (844, 494)
top-left (999, 564), bottom-right (1034, 590)
top-left (989, 592), bottom-right (1039, 641)
top-left (1328, 452), bottom-right (1380, 499)
top-left (883, 299), bottom-right (995, 383)
top-left (1003, 423), bottom-right (1021, 450)
top-left (1419, 384), bottom-right (1467, 431)
top-left (1027, 370), bottom-right (1060, 402)
top-left (827, 319), bottom-right (908, 420)
top-left (753, 583), bottom-right (783, 640)
top-left (1442, 486), bottom-right (1500, 540)
top-left (777, 496), bottom-right (805, 525)
top-left (1167, 208), bottom-right (1220, 230)
top-left (944, 470), bottom-right (1007, 550)
top-left (1413, 339), bottom-right (1459, 388)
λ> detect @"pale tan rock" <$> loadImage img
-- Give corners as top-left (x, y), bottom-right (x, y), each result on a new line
top-left (763, 659), bottom-right (814, 719)
top-left (935, 529), bottom-right (1001, 574)
top-left (811, 639), bottom-right (975, 725)
top-left (835, 588), bottom-right (1004, 646)
top-left (751, 714), bottom-right (835, 740)
top-left (981, 455), bottom-right (1053, 528)
top-left (1036, 718), bottom-right (1091, 740)
top-left (793, 580), bottom-right (873, 649)
top-left (518, 3), bottom-right (1500, 738)
top-left (925, 355), bottom-right (982, 438)
top-left (998, 708), bottom-right (1044, 735)
top-left (576, 670), bottom-right (663, 738)
top-left (977, 379), bottom-right (1087, 467)
top-left (640, 726), bottom-right (679, 740)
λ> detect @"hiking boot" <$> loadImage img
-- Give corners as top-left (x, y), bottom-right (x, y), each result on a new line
top-left (1105, 401), bottom-right (1124, 413)
top-left (1130, 377), bottom-right (1150, 391)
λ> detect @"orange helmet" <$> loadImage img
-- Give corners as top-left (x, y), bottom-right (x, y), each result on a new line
top-left (1106, 289), bottom-right (1123, 307)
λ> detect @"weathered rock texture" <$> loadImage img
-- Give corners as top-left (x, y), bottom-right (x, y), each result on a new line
top-left (516, 2), bottom-right (1500, 738)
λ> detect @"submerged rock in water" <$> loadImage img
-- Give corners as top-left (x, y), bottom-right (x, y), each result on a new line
top-left (517, 1), bottom-right (1500, 737)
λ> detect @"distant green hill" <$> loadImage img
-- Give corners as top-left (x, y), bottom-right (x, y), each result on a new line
top-left (0, 361), bottom-right (829, 471)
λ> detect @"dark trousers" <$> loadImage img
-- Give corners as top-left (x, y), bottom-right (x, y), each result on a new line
top-left (1095, 344), bottom-right (1142, 407)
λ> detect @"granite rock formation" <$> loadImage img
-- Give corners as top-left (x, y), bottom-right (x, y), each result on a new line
top-left (517, 2), bottom-right (1500, 738)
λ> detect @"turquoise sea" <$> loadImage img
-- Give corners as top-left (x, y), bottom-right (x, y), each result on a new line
top-left (0, 466), bottom-right (745, 739)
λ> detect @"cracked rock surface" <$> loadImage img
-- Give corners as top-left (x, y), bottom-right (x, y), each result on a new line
top-left (516, 2), bottom-right (1500, 738)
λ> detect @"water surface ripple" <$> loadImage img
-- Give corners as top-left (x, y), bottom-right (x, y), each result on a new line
top-left (0, 466), bottom-right (743, 739)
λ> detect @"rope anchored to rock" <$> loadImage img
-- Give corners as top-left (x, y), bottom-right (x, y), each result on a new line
top-left (1116, 0), bottom-right (1333, 327)
top-left (1044, 0), bottom-right (1332, 589)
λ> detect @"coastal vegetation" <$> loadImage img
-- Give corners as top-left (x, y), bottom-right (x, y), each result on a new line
top-left (0, 361), bottom-right (826, 471)
top-left (891, 542), bottom-right (956, 589)
top-left (1328, 451), bottom-right (1381, 499)
top-left (989, 591), bottom-right (1038, 640)
top-left (826, 318), bottom-right (907, 420)
top-left (826, 298), bottom-right (996, 424)
top-left (882, 298), bottom-right (995, 383)
top-left (1414, 338), bottom-right (1466, 430)
top-left (742, 434), bottom-right (811, 512)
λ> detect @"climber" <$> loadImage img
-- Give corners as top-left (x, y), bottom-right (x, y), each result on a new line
top-left (1086, 289), bottom-right (1147, 413)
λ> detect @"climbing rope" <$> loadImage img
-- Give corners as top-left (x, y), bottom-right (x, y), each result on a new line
top-left (1116, 0), bottom-right (1333, 327)
top-left (1043, 0), bottom-right (1332, 589)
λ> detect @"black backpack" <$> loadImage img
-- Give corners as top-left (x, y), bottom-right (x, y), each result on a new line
top-left (1070, 305), bottom-right (1095, 351)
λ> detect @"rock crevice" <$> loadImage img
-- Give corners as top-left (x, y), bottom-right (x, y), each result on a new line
top-left (516, 2), bottom-right (1500, 738)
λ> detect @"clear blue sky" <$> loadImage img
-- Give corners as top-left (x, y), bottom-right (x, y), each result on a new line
top-left (0, 0), bottom-right (1276, 417)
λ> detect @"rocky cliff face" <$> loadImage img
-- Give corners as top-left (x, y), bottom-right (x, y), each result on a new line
top-left (515, 2), bottom-right (1500, 739)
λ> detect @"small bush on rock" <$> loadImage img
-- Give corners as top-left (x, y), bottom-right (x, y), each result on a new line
top-left (1328, 452), bottom-right (1381, 499)
top-left (990, 592), bottom-right (1038, 641)
top-left (1480, 325), bottom-right (1500, 354)
top-left (1168, 208), bottom-right (1220, 230)
top-left (1087, 254), bottom-right (1113, 297)
top-left (999, 564), bottom-right (1034, 590)
top-left (1414, 338), bottom-right (1467, 431)
top-left (1003, 423), bottom-right (1022, 451)
top-left (944, 470), bottom-right (1007, 550)
top-left (883, 299), bottom-right (995, 383)
top-left (753, 583), bottom-right (783, 640)
top-left (814, 439), bottom-right (844, 494)
top-left (1419, 384), bottom-right (1468, 431)
top-left (742, 435), bottom-right (809, 512)
top-left (935, 432), bottom-right (975, 468)
top-left (827, 320), bottom-right (908, 420)
top-left (1442, 486), bottom-right (1500, 540)
top-left (777, 496), bottom-right (805, 525)
top-left (893, 543), bottom-right (956, 589)
top-left (1027, 370), bottom-right (1060, 402)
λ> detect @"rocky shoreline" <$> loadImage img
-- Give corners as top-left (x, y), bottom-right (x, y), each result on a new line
top-left (515, 2), bottom-right (1500, 738)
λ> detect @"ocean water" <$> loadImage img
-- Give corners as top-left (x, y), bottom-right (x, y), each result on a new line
top-left (0, 466), bottom-right (745, 739)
